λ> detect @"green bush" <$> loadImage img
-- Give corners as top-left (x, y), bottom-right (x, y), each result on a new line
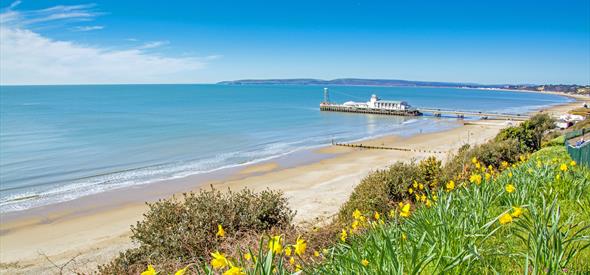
top-left (496, 113), bottom-right (555, 152)
top-left (99, 187), bottom-right (295, 274)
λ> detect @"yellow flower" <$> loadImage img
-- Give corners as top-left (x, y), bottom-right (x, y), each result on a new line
top-left (401, 232), bottom-right (407, 241)
top-left (210, 251), bottom-right (229, 269)
top-left (536, 160), bottom-right (542, 168)
top-left (350, 220), bottom-right (359, 231)
top-left (361, 259), bottom-right (369, 266)
top-left (501, 161), bottom-right (508, 168)
top-left (268, 235), bottom-right (282, 254)
top-left (294, 237), bottom-right (307, 256)
top-left (475, 162), bottom-right (481, 169)
top-left (420, 194), bottom-right (426, 202)
top-left (408, 188), bottom-right (414, 194)
top-left (505, 184), bottom-right (515, 193)
top-left (556, 174), bottom-right (561, 180)
top-left (340, 229), bottom-right (348, 242)
top-left (314, 250), bottom-right (320, 257)
top-left (418, 183), bottom-right (424, 190)
top-left (446, 180), bottom-right (455, 192)
top-left (519, 155), bottom-right (526, 162)
top-left (374, 211), bottom-right (380, 220)
top-left (399, 203), bottom-right (411, 218)
top-left (432, 195), bottom-right (438, 201)
top-left (425, 199), bottom-right (432, 208)
top-left (469, 174), bottom-right (482, 185)
top-left (141, 265), bottom-right (157, 275)
top-left (223, 266), bottom-right (246, 275)
top-left (216, 224), bottom-right (225, 238)
top-left (175, 266), bottom-right (188, 275)
top-left (508, 172), bottom-right (513, 178)
top-left (352, 209), bottom-right (362, 220)
top-left (488, 164), bottom-right (494, 171)
top-left (389, 209), bottom-right (396, 218)
top-left (472, 157), bottom-right (478, 164)
top-left (289, 257), bottom-right (295, 265)
top-left (560, 163), bottom-right (568, 172)
top-left (413, 181), bottom-right (418, 188)
top-left (499, 213), bottom-right (513, 225)
top-left (244, 252), bottom-right (252, 261)
top-left (295, 264), bottom-right (302, 272)
top-left (398, 202), bottom-right (404, 208)
top-left (485, 173), bottom-right (491, 180)
top-left (511, 206), bottom-right (523, 218)
top-left (570, 160), bottom-right (577, 167)
top-left (285, 247), bottom-right (292, 256)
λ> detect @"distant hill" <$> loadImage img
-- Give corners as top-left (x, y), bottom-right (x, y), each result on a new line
top-left (218, 78), bottom-right (590, 95)
top-left (217, 78), bottom-right (491, 88)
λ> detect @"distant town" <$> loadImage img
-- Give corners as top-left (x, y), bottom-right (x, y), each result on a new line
top-left (218, 78), bottom-right (590, 95)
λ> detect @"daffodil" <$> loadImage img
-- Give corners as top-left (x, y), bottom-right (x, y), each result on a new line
top-left (268, 235), bottom-right (282, 254)
top-left (501, 161), bottom-right (508, 168)
top-left (244, 252), bottom-right (252, 261)
top-left (294, 237), bottom-right (307, 256)
top-left (401, 232), bottom-right (407, 241)
top-left (399, 203), bottom-right (411, 218)
top-left (499, 213), bottom-right (513, 225)
top-left (469, 174), bottom-right (482, 185)
top-left (570, 160), bottom-right (577, 167)
top-left (408, 188), bottom-right (414, 194)
top-left (175, 266), bottom-right (188, 275)
top-left (216, 224), bottom-right (225, 238)
top-left (556, 174), bottom-right (561, 180)
top-left (446, 180), bottom-right (455, 192)
top-left (374, 211), bottom-right (380, 220)
top-left (472, 157), bottom-right (478, 164)
top-left (418, 183), bottom-right (424, 190)
top-left (485, 173), bottom-right (491, 180)
top-left (284, 246), bottom-right (292, 256)
top-left (505, 184), bottom-right (515, 193)
top-left (295, 264), bottom-right (302, 272)
top-left (508, 172), bottom-right (513, 178)
top-left (560, 163), bottom-right (568, 172)
top-left (340, 229), bottom-right (348, 242)
top-left (352, 209), bottom-right (362, 220)
top-left (361, 259), bottom-right (369, 266)
top-left (314, 250), bottom-right (320, 257)
top-left (413, 181), bottom-right (418, 189)
top-left (210, 251), bottom-right (229, 269)
top-left (511, 206), bottom-right (523, 218)
top-left (223, 266), bottom-right (246, 275)
top-left (141, 265), bottom-right (157, 275)
top-left (289, 257), bottom-right (295, 265)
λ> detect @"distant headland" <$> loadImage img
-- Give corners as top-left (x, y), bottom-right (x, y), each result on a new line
top-left (218, 78), bottom-right (590, 95)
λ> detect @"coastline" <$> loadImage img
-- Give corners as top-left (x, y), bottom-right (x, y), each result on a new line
top-left (0, 99), bottom-right (585, 273)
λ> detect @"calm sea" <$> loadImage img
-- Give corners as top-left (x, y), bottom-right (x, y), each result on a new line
top-left (0, 84), bottom-right (572, 212)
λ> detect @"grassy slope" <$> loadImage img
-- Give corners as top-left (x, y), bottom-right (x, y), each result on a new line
top-left (314, 145), bottom-right (590, 274)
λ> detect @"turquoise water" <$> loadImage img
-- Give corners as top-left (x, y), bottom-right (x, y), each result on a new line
top-left (0, 85), bottom-right (571, 212)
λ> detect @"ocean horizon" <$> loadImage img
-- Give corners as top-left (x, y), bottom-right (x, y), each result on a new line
top-left (0, 84), bottom-right (572, 213)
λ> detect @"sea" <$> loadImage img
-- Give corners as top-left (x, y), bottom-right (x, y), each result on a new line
top-left (0, 84), bottom-right (572, 213)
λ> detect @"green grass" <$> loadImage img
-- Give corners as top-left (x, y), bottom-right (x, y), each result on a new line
top-left (313, 146), bottom-right (590, 274)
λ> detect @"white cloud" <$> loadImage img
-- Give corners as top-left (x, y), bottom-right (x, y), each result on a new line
top-left (0, 4), bottom-right (213, 85)
top-left (138, 40), bottom-right (170, 49)
top-left (72, 25), bottom-right (104, 31)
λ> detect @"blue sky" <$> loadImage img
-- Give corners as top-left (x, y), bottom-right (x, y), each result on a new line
top-left (1, 0), bottom-right (589, 85)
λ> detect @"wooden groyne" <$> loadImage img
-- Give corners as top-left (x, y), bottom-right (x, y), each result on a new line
top-left (320, 105), bottom-right (422, 116)
top-left (333, 142), bottom-right (446, 154)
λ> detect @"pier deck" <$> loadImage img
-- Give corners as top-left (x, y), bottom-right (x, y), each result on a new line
top-left (320, 105), bottom-right (421, 116)
top-left (417, 108), bottom-right (530, 120)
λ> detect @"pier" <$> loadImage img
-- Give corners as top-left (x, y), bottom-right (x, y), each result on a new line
top-left (417, 108), bottom-right (530, 121)
top-left (318, 88), bottom-right (530, 121)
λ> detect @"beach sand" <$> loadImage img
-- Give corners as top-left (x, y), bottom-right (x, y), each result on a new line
top-left (0, 99), bottom-right (585, 274)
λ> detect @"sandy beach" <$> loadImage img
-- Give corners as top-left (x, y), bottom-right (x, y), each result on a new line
top-left (0, 98), bottom-right (586, 274)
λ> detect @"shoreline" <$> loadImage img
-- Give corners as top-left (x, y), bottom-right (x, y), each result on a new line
top-left (0, 99), bottom-right (585, 273)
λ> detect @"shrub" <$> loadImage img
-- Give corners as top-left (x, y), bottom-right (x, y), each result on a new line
top-left (99, 187), bottom-right (295, 273)
top-left (496, 113), bottom-right (555, 152)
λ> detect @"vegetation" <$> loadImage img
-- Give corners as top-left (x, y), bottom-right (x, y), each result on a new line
top-left (100, 113), bottom-right (590, 274)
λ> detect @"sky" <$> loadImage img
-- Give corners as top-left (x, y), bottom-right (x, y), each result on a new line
top-left (0, 0), bottom-right (589, 85)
